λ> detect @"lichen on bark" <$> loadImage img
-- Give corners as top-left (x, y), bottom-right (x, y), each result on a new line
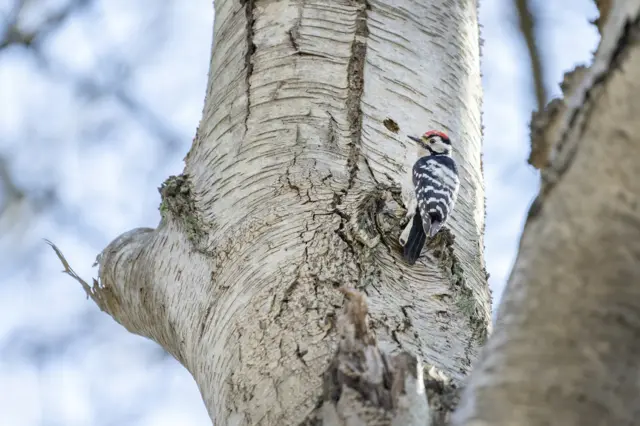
top-left (159, 174), bottom-right (210, 252)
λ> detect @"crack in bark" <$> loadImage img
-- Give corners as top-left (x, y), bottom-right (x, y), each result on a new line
top-left (285, 155), bottom-right (302, 199)
top-left (305, 2), bottom-right (372, 299)
top-left (273, 255), bottom-right (306, 321)
top-left (340, 0), bottom-right (369, 204)
top-left (350, 191), bottom-right (382, 249)
top-left (288, 25), bottom-right (300, 52)
top-left (391, 305), bottom-right (415, 347)
top-left (326, 111), bottom-right (339, 152)
top-left (287, 6), bottom-right (330, 58)
top-left (198, 304), bottom-right (214, 343)
top-left (295, 342), bottom-right (309, 367)
top-left (241, 0), bottom-right (256, 138)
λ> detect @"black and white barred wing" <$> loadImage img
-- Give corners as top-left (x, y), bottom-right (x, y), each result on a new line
top-left (412, 156), bottom-right (459, 238)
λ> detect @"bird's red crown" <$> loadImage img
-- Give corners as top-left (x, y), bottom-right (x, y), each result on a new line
top-left (423, 130), bottom-right (449, 140)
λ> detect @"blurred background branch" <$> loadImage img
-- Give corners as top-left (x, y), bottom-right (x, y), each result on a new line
top-left (1, 0), bottom-right (93, 50)
top-left (515, 0), bottom-right (547, 112)
top-left (0, 0), bottom-right (212, 424)
top-left (0, 0), bottom-right (185, 242)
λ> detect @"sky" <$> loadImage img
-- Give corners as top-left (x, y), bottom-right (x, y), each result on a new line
top-left (0, 0), bottom-right (599, 424)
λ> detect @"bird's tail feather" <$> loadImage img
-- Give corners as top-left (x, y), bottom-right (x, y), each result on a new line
top-left (429, 221), bottom-right (442, 238)
top-left (403, 210), bottom-right (429, 265)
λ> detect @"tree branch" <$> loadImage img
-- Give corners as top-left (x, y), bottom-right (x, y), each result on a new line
top-left (515, 0), bottom-right (546, 113)
top-left (0, 0), bottom-right (93, 50)
top-left (455, 1), bottom-right (640, 424)
top-left (594, 0), bottom-right (613, 33)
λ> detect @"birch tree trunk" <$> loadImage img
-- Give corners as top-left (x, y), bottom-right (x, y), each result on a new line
top-left (61, 0), bottom-right (489, 424)
top-left (453, 1), bottom-right (640, 424)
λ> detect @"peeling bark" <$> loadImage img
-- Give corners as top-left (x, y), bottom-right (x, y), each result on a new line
top-left (314, 289), bottom-right (429, 425)
top-left (52, 0), bottom-right (489, 424)
top-left (455, 1), bottom-right (640, 424)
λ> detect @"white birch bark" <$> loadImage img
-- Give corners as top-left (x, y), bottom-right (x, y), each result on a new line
top-left (56, 0), bottom-right (489, 424)
top-left (453, 1), bottom-right (640, 424)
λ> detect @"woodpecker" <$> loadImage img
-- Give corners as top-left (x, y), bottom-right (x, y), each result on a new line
top-left (399, 130), bottom-right (459, 265)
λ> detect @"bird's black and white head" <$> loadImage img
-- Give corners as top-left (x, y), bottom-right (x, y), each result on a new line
top-left (408, 130), bottom-right (452, 157)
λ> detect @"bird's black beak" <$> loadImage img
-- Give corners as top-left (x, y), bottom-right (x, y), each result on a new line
top-left (408, 135), bottom-right (421, 144)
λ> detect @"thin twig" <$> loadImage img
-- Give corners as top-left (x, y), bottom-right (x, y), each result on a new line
top-left (44, 239), bottom-right (100, 303)
top-left (515, 0), bottom-right (546, 112)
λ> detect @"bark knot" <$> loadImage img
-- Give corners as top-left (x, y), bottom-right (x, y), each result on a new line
top-left (159, 174), bottom-right (208, 252)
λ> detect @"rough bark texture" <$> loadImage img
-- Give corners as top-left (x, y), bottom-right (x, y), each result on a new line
top-left (454, 1), bottom-right (640, 424)
top-left (56, 0), bottom-right (489, 424)
top-left (309, 288), bottom-right (432, 425)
